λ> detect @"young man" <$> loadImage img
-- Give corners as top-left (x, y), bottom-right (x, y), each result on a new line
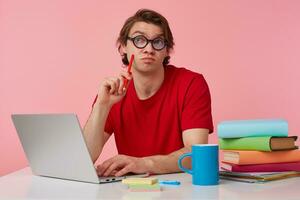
top-left (83, 9), bottom-right (213, 177)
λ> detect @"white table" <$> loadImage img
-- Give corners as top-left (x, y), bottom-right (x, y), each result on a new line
top-left (1, 167), bottom-right (300, 199)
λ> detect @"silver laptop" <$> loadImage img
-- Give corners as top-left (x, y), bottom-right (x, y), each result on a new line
top-left (11, 113), bottom-right (147, 184)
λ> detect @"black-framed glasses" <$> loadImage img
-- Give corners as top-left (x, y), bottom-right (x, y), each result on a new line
top-left (127, 35), bottom-right (167, 51)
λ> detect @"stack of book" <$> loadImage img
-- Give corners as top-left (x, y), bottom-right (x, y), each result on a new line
top-left (217, 119), bottom-right (300, 182)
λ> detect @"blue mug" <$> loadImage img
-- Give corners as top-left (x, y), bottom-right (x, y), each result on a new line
top-left (178, 144), bottom-right (219, 186)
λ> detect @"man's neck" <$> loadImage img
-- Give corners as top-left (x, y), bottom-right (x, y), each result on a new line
top-left (133, 66), bottom-right (165, 100)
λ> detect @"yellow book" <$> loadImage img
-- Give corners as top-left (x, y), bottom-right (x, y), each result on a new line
top-left (122, 177), bottom-right (158, 185)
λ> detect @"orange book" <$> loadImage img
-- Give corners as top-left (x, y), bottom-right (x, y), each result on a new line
top-left (222, 149), bottom-right (300, 165)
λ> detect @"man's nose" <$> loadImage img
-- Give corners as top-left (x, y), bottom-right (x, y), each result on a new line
top-left (143, 42), bottom-right (155, 53)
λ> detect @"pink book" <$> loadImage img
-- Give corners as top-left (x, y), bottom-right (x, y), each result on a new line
top-left (221, 161), bottom-right (300, 172)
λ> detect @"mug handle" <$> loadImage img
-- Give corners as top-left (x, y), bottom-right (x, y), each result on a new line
top-left (178, 153), bottom-right (193, 174)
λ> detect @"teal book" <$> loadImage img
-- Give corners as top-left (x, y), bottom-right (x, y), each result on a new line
top-left (219, 136), bottom-right (298, 151)
top-left (217, 119), bottom-right (288, 138)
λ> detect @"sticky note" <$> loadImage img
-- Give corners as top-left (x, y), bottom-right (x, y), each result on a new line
top-left (122, 177), bottom-right (158, 185)
top-left (128, 183), bottom-right (161, 192)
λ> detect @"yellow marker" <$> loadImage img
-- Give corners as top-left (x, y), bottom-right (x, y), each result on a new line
top-left (122, 177), bottom-right (158, 185)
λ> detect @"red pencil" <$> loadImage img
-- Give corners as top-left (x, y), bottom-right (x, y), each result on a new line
top-left (123, 54), bottom-right (134, 89)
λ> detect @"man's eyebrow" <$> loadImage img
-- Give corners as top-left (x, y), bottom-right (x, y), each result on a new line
top-left (131, 31), bottom-right (145, 35)
top-left (131, 31), bottom-right (164, 38)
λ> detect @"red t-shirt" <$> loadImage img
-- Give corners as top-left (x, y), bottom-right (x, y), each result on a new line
top-left (101, 65), bottom-right (213, 157)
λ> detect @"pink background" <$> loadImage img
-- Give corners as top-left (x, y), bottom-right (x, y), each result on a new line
top-left (1, 1), bottom-right (300, 176)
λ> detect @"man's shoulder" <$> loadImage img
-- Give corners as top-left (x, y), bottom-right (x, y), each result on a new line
top-left (166, 65), bottom-right (205, 83)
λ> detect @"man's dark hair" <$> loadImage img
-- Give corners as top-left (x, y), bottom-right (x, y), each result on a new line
top-left (117, 9), bottom-right (174, 66)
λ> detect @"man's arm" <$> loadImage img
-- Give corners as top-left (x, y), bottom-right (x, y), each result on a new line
top-left (83, 103), bottom-right (111, 163)
top-left (143, 128), bottom-right (209, 174)
top-left (83, 71), bottom-right (133, 163)
top-left (97, 128), bottom-right (209, 176)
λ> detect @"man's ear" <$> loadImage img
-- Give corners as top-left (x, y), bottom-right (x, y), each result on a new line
top-left (119, 44), bottom-right (127, 55)
top-left (166, 47), bottom-right (172, 55)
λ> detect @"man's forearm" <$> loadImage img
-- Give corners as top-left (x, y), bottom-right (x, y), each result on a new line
top-left (143, 147), bottom-right (192, 174)
top-left (83, 103), bottom-right (111, 162)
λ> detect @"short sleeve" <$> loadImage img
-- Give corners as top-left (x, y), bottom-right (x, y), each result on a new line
top-left (181, 75), bottom-right (214, 133)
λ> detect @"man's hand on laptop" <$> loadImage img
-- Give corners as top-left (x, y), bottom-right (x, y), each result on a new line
top-left (96, 155), bottom-right (151, 177)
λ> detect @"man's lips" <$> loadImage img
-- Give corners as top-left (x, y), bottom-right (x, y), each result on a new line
top-left (141, 57), bottom-right (155, 61)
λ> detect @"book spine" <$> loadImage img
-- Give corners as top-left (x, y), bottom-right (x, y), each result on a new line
top-left (237, 150), bottom-right (300, 165)
top-left (218, 119), bottom-right (288, 138)
top-left (222, 162), bottom-right (300, 172)
top-left (219, 137), bottom-right (272, 151)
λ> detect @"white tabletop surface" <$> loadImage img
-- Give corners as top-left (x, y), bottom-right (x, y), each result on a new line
top-left (1, 167), bottom-right (300, 200)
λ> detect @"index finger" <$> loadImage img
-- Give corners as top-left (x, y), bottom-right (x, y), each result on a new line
top-left (97, 157), bottom-right (116, 175)
top-left (115, 165), bottom-right (133, 177)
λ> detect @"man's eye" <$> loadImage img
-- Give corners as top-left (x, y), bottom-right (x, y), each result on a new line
top-left (135, 37), bottom-right (146, 43)
top-left (154, 39), bottom-right (164, 45)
